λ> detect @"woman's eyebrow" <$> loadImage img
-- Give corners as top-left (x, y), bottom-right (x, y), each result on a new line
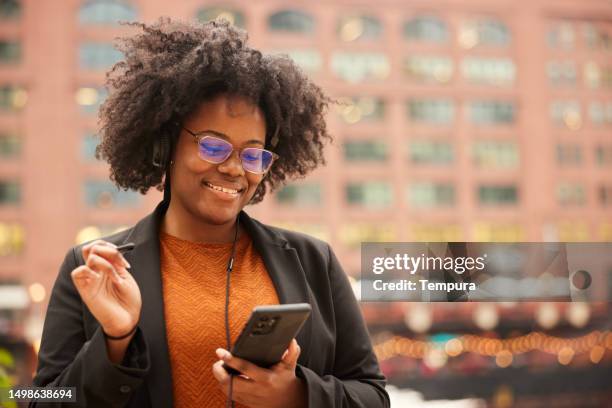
top-left (198, 129), bottom-right (264, 146)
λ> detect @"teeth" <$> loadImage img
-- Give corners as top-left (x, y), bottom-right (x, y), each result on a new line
top-left (205, 182), bottom-right (240, 195)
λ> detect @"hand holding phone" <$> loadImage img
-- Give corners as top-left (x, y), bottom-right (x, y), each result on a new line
top-left (222, 303), bottom-right (311, 375)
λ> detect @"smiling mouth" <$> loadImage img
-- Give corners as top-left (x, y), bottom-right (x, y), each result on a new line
top-left (203, 181), bottom-right (245, 196)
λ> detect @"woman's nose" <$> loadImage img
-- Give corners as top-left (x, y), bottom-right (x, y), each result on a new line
top-left (217, 150), bottom-right (245, 176)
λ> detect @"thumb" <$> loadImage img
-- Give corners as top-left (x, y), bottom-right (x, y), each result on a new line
top-left (280, 339), bottom-right (301, 369)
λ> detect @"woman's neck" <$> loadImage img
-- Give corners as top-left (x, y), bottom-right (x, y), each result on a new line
top-left (160, 200), bottom-right (242, 244)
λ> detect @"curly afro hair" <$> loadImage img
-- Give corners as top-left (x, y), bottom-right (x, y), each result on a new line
top-left (95, 17), bottom-right (333, 204)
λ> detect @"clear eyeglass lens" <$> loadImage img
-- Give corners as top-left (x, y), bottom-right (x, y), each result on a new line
top-left (199, 137), bottom-right (232, 163)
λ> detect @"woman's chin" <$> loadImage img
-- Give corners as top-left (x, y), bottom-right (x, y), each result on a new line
top-left (196, 202), bottom-right (241, 225)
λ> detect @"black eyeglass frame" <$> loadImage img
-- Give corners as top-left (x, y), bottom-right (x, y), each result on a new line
top-left (182, 126), bottom-right (279, 175)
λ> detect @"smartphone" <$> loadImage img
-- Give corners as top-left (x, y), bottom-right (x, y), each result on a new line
top-left (223, 303), bottom-right (312, 375)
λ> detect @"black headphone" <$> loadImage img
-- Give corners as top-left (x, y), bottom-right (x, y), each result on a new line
top-left (152, 133), bottom-right (171, 169)
top-left (153, 120), bottom-right (182, 202)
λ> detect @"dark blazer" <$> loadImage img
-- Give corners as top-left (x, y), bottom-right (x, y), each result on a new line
top-left (32, 200), bottom-right (390, 408)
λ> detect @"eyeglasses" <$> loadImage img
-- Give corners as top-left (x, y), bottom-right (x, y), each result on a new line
top-left (182, 127), bottom-right (279, 175)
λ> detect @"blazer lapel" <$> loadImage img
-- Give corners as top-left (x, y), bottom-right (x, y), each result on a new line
top-left (121, 200), bottom-right (173, 408)
top-left (239, 211), bottom-right (314, 366)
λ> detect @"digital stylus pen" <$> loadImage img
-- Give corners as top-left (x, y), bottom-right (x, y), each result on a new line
top-left (116, 242), bottom-right (135, 253)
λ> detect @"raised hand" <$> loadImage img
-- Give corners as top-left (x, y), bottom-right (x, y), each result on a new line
top-left (71, 240), bottom-right (142, 338)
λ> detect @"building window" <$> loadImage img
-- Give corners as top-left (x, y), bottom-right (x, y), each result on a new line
top-left (82, 132), bottom-right (100, 161)
top-left (268, 49), bottom-right (322, 74)
top-left (403, 15), bottom-right (448, 43)
top-left (407, 99), bottom-right (455, 124)
top-left (547, 61), bottom-right (576, 87)
top-left (79, 42), bottom-right (123, 70)
top-left (589, 102), bottom-right (612, 126)
top-left (0, 85), bottom-right (26, 111)
top-left (76, 225), bottom-right (128, 245)
top-left (411, 224), bottom-right (462, 241)
top-left (336, 96), bottom-right (385, 124)
top-left (344, 140), bottom-right (387, 162)
top-left (547, 21), bottom-right (574, 50)
top-left (462, 57), bottom-right (515, 86)
top-left (595, 144), bottom-right (612, 166)
top-left (339, 223), bottom-right (397, 249)
top-left (78, 0), bottom-right (137, 25)
top-left (549, 221), bottom-right (589, 242)
top-left (472, 141), bottom-right (519, 168)
top-left (84, 180), bottom-right (140, 208)
top-left (599, 224), bottom-right (612, 241)
top-left (0, 180), bottom-right (19, 204)
top-left (337, 15), bottom-right (382, 42)
top-left (331, 52), bottom-right (390, 83)
top-left (196, 7), bottom-right (245, 28)
top-left (0, 40), bottom-right (20, 64)
top-left (76, 86), bottom-right (107, 114)
top-left (275, 183), bottom-right (321, 207)
top-left (459, 18), bottom-right (511, 49)
top-left (474, 223), bottom-right (524, 241)
top-left (599, 185), bottom-right (612, 206)
top-left (0, 0), bottom-right (20, 19)
top-left (346, 182), bottom-right (392, 208)
top-left (583, 22), bottom-right (612, 52)
top-left (408, 182), bottom-right (455, 207)
top-left (550, 100), bottom-right (582, 130)
top-left (268, 10), bottom-right (314, 33)
top-left (0, 132), bottom-right (20, 158)
top-left (0, 222), bottom-right (24, 256)
top-left (468, 100), bottom-right (515, 125)
top-left (584, 62), bottom-right (612, 89)
top-left (557, 183), bottom-right (586, 206)
top-left (478, 185), bottom-right (518, 205)
top-left (409, 140), bottom-right (454, 165)
top-left (556, 143), bottom-right (582, 166)
top-left (270, 222), bottom-right (328, 242)
top-left (403, 56), bottom-right (453, 84)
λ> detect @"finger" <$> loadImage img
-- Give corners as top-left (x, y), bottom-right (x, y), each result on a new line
top-left (215, 348), bottom-right (270, 382)
top-left (90, 245), bottom-right (130, 270)
top-left (82, 240), bottom-right (116, 263)
top-left (225, 375), bottom-right (260, 404)
top-left (279, 339), bottom-right (300, 370)
top-left (114, 264), bottom-right (132, 279)
top-left (212, 360), bottom-right (231, 386)
top-left (87, 253), bottom-right (121, 283)
top-left (71, 265), bottom-right (100, 287)
top-left (212, 363), bottom-right (258, 405)
top-left (90, 243), bottom-right (129, 267)
top-left (71, 266), bottom-right (102, 298)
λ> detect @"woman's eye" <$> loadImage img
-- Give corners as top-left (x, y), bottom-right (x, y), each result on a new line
top-left (204, 146), bottom-right (228, 156)
top-left (244, 153), bottom-right (261, 162)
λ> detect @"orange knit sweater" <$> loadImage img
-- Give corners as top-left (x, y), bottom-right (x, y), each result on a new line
top-left (160, 230), bottom-right (279, 408)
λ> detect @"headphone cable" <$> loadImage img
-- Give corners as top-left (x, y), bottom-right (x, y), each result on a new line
top-left (225, 216), bottom-right (240, 408)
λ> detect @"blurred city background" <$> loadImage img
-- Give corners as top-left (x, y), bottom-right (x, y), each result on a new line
top-left (0, 0), bottom-right (611, 406)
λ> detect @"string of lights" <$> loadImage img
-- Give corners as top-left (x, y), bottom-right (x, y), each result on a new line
top-left (374, 330), bottom-right (612, 367)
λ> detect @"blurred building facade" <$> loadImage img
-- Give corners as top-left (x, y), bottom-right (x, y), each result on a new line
top-left (0, 0), bottom-right (611, 405)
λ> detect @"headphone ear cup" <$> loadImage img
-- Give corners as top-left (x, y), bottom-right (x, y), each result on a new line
top-left (152, 135), bottom-right (170, 168)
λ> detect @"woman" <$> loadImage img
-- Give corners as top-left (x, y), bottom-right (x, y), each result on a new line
top-left (32, 18), bottom-right (389, 408)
